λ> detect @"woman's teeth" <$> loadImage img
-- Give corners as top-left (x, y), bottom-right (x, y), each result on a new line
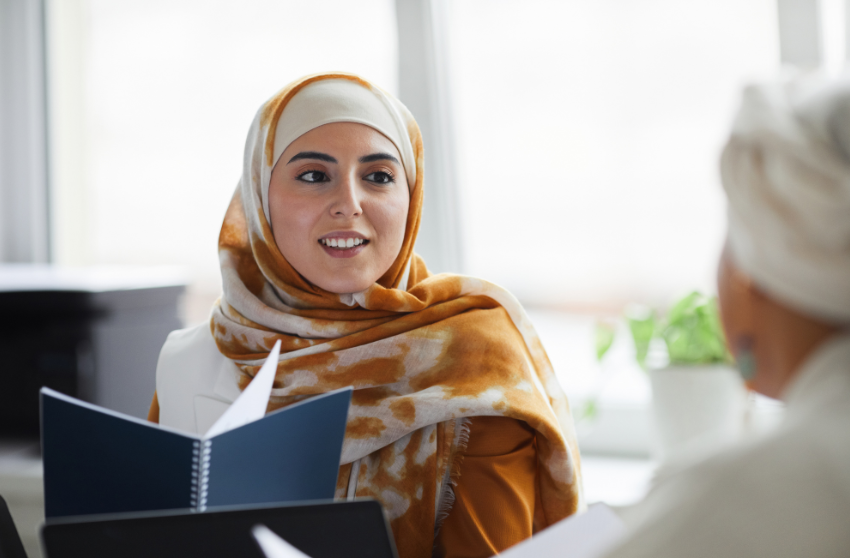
top-left (320, 238), bottom-right (367, 248)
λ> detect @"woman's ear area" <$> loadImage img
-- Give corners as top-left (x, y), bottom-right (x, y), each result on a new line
top-left (717, 244), bottom-right (757, 355)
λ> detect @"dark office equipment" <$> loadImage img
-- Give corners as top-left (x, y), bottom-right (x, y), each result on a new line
top-left (0, 495), bottom-right (28, 558)
top-left (0, 265), bottom-right (185, 437)
top-left (41, 499), bottom-right (397, 558)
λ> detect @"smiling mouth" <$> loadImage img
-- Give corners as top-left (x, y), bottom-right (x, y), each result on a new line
top-left (319, 237), bottom-right (370, 249)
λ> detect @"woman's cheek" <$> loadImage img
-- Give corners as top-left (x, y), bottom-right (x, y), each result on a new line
top-left (389, 192), bottom-right (410, 240)
top-left (283, 199), bottom-right (318, 241)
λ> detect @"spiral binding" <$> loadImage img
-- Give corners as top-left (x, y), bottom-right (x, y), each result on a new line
top-left (189, 440), bottom-right (212, 512)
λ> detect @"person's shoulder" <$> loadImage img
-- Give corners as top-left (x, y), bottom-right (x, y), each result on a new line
top-left (631, 416), bottom-right (850, 547)
top-left (732, 401), bottom-right (850, 484)
top-left (157, 322), bottom-right (222, 379)
top-left (156, 322), bottom-right (238, 432)
top-left (666, 413), bottom-right (850, 495)
top-left (610, 419), bottom-right (850, 558)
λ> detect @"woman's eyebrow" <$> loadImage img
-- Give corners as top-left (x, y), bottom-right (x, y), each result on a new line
top-left (359, 153), bottom-right (400, 164)
top-left (287, 151), bottom-right (337, 164)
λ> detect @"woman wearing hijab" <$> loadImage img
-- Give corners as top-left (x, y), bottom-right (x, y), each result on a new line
top-left (148, 73), bottom-right (584, 558)
top-left (602, 74), bottom-right (850, 558)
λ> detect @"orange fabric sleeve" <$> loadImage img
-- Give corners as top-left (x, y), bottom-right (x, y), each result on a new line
top-left (435, 416), bottom-right (537, 558)
top-left (147, 391), bottom-right (160, 424)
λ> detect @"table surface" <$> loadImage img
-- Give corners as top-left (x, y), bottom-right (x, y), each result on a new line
top-left (0, 264), bottom-right (188, 292)
top-left (580, 455), bottom-right (656, 507)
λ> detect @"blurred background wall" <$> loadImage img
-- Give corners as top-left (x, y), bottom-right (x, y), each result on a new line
top-left (4, 0), bottom-right (846, 318)
top-left (1, 0), bottom-right (847, 442)
top-left (1, 5), bottom-right (849, 554)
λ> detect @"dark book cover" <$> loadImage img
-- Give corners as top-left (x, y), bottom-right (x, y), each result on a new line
top-left (41, 352), bottom-right (351, 518)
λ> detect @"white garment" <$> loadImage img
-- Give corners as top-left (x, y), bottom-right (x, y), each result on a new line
top-left (155, 322), bottom-right (241, 435)
top-left (604, 333), bottom-right (850, 558)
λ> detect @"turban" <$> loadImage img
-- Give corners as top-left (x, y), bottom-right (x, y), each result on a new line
top-left (721, 74), bottom-right (850, 323)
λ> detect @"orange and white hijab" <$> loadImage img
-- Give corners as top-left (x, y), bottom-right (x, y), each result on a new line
top-left (210, 73), bottom-right (584, 558)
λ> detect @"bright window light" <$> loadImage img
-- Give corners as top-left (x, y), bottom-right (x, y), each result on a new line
top-left (48, 0), bottom-right (398, 320)
top-left (446, 0), bottom-right (779, 312)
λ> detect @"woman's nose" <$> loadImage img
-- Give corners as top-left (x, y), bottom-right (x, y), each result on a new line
top-left (331, 175), bottom-right (363, 218)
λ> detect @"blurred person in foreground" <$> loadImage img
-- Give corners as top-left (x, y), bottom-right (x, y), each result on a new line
top-left (603, 74), bottom-right (850, 558)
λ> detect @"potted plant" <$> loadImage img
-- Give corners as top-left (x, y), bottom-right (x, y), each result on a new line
top-left (598, 292), bottom-right (747, 461)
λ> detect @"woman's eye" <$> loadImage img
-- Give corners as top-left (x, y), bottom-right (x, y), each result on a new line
top-left (297, 170), bottom-right (328, 183)
top-left (364, 171), bottom-right (394, 184)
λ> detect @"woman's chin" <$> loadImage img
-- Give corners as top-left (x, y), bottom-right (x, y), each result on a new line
top-left (311, 271), bottom-right (378, 295)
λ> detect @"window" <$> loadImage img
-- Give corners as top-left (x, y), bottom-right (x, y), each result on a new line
top-left (47, 0), bottom-right (398, 321)
top-left (444, 0), bottom-right (781, 454)
top-left (446, 0), bottom-right (779, 310)
top-left (42, 0), bottom-right (797, 455)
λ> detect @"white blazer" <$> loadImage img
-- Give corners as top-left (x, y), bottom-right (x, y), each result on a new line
top-left (155, 322), bottom-right (244, 435)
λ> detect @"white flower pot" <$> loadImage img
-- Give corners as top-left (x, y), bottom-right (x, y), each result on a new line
top-left (648, 364), bottom-right (747, 461)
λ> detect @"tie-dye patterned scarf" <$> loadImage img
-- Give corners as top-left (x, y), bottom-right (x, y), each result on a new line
top-left (210, 73), bottom-right (584, 558)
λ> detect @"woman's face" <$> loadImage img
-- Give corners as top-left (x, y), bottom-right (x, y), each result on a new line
top-left (268, 122), bottom-right (410, 294)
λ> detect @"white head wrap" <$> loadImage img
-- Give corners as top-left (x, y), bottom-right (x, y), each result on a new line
top-left (721, 74), bottom-right (850, 323)
top-left (261, 78), bottom-right (416, 223)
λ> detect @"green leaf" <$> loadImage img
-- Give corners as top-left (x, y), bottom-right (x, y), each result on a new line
top-left (594, 320), bottom-right (616, 362)
top-left (660, 292), bottom-right (731, 365)
top-left (625, 305), bottom-right (656, 368)
top-left (579, 399), bottom-right (598, 421)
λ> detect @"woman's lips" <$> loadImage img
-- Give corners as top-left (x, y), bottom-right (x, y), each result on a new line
top-left (318, 235), bottom-right (370, 259)
top-left (320, 236), bottom-right (367, 248)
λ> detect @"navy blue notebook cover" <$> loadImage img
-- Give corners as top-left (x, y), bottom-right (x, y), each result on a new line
top-left (41, 386), bottom-right (351, 518)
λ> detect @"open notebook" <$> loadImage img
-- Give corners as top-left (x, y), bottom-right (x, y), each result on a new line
top-left (41, 341), bottom-right (352, 518)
